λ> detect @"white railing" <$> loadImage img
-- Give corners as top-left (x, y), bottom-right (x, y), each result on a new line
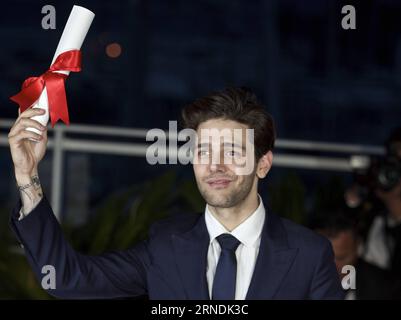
top-left (0, 118), bottom-right (385, 219)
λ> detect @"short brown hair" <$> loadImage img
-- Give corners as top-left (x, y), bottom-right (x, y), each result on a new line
top-left (181, 87), bottom-right (276, 160)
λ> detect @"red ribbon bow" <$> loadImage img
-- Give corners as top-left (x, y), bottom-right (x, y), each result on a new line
top-left (10, 49), bottom-right (82, 127)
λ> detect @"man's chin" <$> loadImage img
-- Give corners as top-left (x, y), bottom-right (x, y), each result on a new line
top-left (207, 201), bottom-right (234, 209)
top-left (202, 193), bottom-right (236, 208)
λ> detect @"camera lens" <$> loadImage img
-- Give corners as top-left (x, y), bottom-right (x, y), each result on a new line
top-left (377, 158), bottom-right (401, 191)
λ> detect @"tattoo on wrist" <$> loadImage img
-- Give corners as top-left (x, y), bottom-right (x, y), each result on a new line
top-left (17, 175), bottom-right (42, 192)
top-left (17, 175), bottom-right (43, 215)
top-left (31, 175), bottom-right (41, 190)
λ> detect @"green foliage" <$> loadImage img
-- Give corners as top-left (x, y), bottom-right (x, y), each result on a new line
top-left (64, 171), bottom-right (205, 254)
top-left (268, 172), bottom-right (307, 224)
top-left (314, 175), bottom-right (345, 213)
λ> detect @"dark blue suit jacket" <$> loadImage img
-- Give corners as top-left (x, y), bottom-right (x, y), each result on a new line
top-left (10, 195), bottom-right (344, 299)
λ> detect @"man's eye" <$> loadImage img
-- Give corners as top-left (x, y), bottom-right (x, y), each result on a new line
top-left (198, 150), bottom-right (209, 157)
top-left (225, 150), bottom-right (241, 157)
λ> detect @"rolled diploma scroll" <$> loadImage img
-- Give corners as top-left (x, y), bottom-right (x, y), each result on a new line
top-left (27, 5), bottom-right (95, 135)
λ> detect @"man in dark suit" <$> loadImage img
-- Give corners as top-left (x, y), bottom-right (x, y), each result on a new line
top-left (311, 209), bottom-right (399, 299)
top-left (7, 87), bottom-right (343, 299)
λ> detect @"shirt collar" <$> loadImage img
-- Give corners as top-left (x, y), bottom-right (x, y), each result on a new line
top-left (205, 195), bottom-right (266, 248)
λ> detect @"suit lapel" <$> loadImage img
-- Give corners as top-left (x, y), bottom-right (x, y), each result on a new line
top-left (172, 214), bottom-right (210, 299)
top-left (246, 212), bottom-right (298, 299)
top-left (171, 210), bottom-right (298, 300)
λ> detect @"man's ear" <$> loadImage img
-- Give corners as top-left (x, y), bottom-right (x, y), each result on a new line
top-left (256, 151), bottom-right (273, 179)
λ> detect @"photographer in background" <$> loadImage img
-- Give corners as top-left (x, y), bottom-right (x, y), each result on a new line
top-left (345, 128), bottom-right (401, 298)
top-left (362, 128), bottom-right (401, 282)
top-left (311, 210), bottom-right (395, 300)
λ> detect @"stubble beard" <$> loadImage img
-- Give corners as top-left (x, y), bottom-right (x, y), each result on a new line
top-left (197, 172), bottom-right (256, 208)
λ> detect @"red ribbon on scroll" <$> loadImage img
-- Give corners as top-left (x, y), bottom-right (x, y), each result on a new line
top-left (10, 49), bottom-right (82, 127)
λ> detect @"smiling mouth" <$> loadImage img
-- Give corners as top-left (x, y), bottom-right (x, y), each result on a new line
top-left (206, 179), bottom-right (232, 189)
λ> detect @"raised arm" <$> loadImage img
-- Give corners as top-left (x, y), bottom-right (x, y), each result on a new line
top-left (8, 108), bottom-right (149, 299)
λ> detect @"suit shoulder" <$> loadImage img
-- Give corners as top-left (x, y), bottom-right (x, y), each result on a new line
top-left (148, 212), bottom-right (202, 238)
top-left (279, 215), bottom-right (332, 251)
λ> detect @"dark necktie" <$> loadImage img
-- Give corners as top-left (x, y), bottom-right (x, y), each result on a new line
top-left (212, 233), bottom-right (241, 300)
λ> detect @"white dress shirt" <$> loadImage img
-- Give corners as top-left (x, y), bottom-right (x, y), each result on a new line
top-left (205, 195), bottom-right (266, 300)
top-left (362, 214), bottom-right (401, 270)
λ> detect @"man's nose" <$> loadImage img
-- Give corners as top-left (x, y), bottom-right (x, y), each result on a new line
top-left (208, 150), bottom-right (227, 172)
top-left (209, 162), bottom-right (226, 173)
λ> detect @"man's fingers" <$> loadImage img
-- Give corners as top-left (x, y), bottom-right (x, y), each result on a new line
top-left (19, 118), bottom-right (46, 131)
top-left (9, 129), bottom-right (43, 143)
top-left (9, 118), bottom-right (46, 137)
top-left (10, 108), bottom-right (46, 133)
top-left (19, 108), bottom-right (46, 119)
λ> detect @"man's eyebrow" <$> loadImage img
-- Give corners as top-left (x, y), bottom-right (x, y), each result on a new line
top-left (197, 142), bottom-right (246, 150)
top-left (222, 142), bottom-right (246, 150)
top-left (197, 143), bottom-right (210, 149)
